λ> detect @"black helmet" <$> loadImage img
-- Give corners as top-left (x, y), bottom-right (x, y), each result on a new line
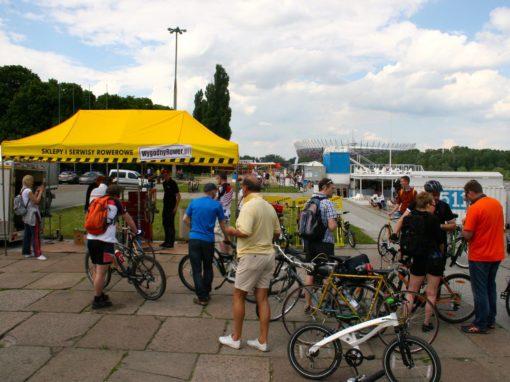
top-left (424, 180), bottom-right (443, 193)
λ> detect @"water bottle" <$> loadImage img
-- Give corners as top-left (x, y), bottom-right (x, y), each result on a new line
top-left (344, 291), bottom-right (359, 310)
top-left (115, 250), bottom-right (125, 265)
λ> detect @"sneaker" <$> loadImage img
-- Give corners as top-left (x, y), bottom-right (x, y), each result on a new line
top-left (247, 338), bottom-right (269, 352)
top-left (422, 323), bottom-right (434, 333)
top-left (219, 334), bottom-right (241, 349)
top-left (23, 253), bottom-right (34, 258)
top-left (36, 255), bottom-right (47, 261)
top-left (160, 242), bottom-right (173, 248)
top-left (92, 297), bottom-right (113, 310)
top-left (193, 297), bottom-right (208, 306)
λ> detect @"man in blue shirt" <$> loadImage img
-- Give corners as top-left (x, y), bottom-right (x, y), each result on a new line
top-left (183, 183), bottom-right (230, 305)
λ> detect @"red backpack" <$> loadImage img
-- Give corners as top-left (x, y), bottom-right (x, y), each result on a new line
top-left (85, 196), bottom-right (112, 235)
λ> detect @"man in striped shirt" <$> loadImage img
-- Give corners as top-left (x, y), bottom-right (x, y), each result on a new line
top-left (215, 172), bottom-right (234, 252)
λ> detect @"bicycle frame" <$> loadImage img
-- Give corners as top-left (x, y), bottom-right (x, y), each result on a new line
top-left (309, 312), bottom-right (399, 354)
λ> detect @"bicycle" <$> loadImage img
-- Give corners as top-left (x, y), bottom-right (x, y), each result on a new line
top-left (178, 242), bottom-right (238, 293)
top-left (287, 294), bottom-right (441, 381)
top-left (281, 256), bottom-right (440, 347)
top-left (383, 255), bottom-right (475, 323)
top-left (500, 277), bottom-right (510, 317)
top-left (445, 225), bottom-right (468, 269)
top-left (85, 231), bottom-right (166, 300)
top-left (377, 216), bottom-right (400, 265)
top-left (337, 211), bottom-right (356, 248)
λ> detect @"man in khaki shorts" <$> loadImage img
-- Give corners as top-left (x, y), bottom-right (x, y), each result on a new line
top-left (219, 175), bottom-right (280, 352)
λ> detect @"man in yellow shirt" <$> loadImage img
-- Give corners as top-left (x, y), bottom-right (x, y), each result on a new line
top-left (219, 175), bottom-right (280, 352)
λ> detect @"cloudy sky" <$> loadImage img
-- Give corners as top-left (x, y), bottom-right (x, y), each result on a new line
top-left (1, 0), bottom-right (510, 158)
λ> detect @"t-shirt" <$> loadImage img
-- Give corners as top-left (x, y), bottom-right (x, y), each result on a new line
top-left (236, 193), bottom-right (280, 256)
top-left (163, 179), bottom-right (180, 209)
top-left (396, 187), bottom-right (417, 213)
top-left (463, 196), bottom-right (505, 262)
top-left (404, 210), bottom-right (443, 257)
top-left (86, 198), bottom-right (125, 243)
top-left (408, 199), bottom-right (455, 249)
top-left (217, 182), bottom-right (233, 219)
top-left (185, 197), bottom-right (225, 242)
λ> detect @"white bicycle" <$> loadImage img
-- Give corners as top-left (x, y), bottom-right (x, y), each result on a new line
top-left (287, 295), bottom-right (441, 381)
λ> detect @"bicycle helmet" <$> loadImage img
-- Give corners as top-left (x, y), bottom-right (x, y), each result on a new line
top-left (424, 180), bottom-right (443, 193)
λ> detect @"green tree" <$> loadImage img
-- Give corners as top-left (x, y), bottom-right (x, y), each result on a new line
top-left (260, 154), bottom-right (286, 163)
top-left (193, 65), bottom-right (232, 140)
top-left (0, 65), bottom-right (40, 118)
top-left (192, 89), bottom-right (206, 122)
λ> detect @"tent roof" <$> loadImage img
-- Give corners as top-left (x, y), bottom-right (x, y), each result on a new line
top-left (1, 110), bottom-right (238, 166)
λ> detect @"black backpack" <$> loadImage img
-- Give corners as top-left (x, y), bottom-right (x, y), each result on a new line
top-left (298, 196), bottom-right (327, 241)
top-left (400, 212), bottom-right (428, 258)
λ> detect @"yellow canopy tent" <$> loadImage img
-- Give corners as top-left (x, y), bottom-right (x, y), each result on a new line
top-left (1, 110), bottom-right (238, 166)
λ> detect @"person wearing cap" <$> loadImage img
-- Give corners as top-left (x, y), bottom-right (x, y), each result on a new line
top-left (161, 169), bottom-right (181, 248)
top-left (85, 176), bottom-right (105, 212)
top-left (88, 176), bottom-right (112, 205)
top-left (183, 183), bottom-right (230, 305)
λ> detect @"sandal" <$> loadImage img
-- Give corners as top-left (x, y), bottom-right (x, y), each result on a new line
top-left (461, 324), bottom-right (487, 334)
top-left (422, 323), bottom-right (434, 333)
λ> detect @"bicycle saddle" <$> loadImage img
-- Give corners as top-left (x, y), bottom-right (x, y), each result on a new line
top-left (330, 255), bottom-right (352, 263)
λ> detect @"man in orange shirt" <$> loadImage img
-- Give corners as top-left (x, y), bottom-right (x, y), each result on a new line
top-left (461, 180), bottom-right (505, 334)
top-left (388, 176), bottom-right (417, 217)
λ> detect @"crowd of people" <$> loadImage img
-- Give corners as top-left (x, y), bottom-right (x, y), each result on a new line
top-left (18, 165), bottom-right (507, 348)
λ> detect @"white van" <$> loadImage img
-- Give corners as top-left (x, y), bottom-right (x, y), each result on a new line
top-left (108, 169), bottom-right (148, 186)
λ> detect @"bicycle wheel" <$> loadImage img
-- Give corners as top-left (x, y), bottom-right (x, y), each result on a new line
top-left (84, 251), bottom-right (112, 288)
top-left (436, 273), bottom-right (474, 323)
top-left (378, 291), bottom-right (439, 347)
top-left (282, 285), bottom-right (341, 336)
top-left (132, 256), bottom-right (166, 300)
top-left (454, 241), bottom-right (469, 269)
top-left (287, 324), bottom-right (342, 380)
top-left (506, 291), bottom-right (510, 317)
top-left (383, 335), bottom-right (441, 382)
top-left (256, 273), bottom-right (297, 321)
top-left (377, 224), bottom-right (392, 260)
top-left (178, 254), bottom-right (228, 292)
top-left (178, 255), bottom-right (195, 291)
top-left (346, 230), bottom-right (356, 248)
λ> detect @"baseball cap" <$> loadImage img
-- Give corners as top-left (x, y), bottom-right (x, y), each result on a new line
top-left (203, 183), bottom-right (218, 193)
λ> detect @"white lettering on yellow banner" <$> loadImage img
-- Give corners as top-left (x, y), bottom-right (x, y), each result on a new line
top-left (138, 145), bottom-right (192, 161)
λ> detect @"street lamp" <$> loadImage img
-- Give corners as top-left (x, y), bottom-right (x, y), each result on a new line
top-left (167, 27), bottom-right (187, 110)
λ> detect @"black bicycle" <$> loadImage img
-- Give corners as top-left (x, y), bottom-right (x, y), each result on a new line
top-left (85, 232), bottom-right (166, 300)
top-left (178, 242), bottom-right (239, 292)
top-left (338, 211), bottom-right (356, 248)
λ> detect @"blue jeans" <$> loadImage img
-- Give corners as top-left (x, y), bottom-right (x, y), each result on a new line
top-left (188, 239), bottom-right (215, 300)
top-left (469, 261), bottom-right (500, 330)
top-left (22, 218), bottom-right (42, 257)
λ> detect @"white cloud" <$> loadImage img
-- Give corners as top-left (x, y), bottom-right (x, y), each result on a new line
top-left (1, 1), bottom-right (510, 157)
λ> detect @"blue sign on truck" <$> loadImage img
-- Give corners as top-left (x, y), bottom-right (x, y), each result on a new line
top-left (440, 190), bottom-right (467, 210)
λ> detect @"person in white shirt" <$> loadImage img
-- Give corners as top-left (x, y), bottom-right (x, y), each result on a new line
top-left (21, 175), bottom-right (47, 260)
top-left (86, 185), bottom-right (138, 309)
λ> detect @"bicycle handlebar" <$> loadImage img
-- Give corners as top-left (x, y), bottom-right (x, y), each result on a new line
top-left (274, 244), bottom-right (315, 273)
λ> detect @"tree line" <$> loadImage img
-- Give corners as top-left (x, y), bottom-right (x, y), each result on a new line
top-left (0, 65), bottom-right (171, 142)
top-left (0, 64), bottom-right (234, 143)
top-left (367, 147), bottom-right (510, 179)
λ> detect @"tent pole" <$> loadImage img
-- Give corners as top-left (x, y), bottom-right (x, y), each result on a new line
top-left (1, 151), bottom-right (7, 256)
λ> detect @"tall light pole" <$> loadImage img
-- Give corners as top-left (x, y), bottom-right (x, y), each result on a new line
top-left (168, 27), bottom-right (186, 110)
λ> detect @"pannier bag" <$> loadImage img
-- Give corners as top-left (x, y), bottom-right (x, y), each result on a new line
top-left (339, 254), bottom-right (371, 275)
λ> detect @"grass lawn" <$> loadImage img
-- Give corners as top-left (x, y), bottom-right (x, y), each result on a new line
top-left (47, 197), bottom-right (374, 245)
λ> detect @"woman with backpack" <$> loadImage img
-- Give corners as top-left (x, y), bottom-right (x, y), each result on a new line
top-left (398, 192), bottom-right (443, 332)
top-left (20, 175), bottom-right (47, 260)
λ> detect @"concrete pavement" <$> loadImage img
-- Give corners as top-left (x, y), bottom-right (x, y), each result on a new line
top-left (1, 243), bottom-right (510, 381)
